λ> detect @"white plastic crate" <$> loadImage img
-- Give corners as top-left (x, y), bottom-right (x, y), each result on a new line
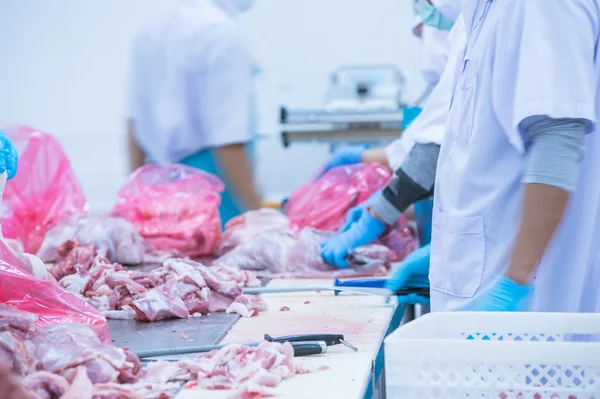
top-left (385, 312), bottom-right (600, 399)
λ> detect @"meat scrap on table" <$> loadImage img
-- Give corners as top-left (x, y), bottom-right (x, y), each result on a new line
top-left (1, 306), bottom-right (325, 399)
top-left (50, 244), bottom-right (266, 321)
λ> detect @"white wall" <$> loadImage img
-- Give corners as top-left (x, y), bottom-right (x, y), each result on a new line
top-left (0, 0), bottom-right (424, 211)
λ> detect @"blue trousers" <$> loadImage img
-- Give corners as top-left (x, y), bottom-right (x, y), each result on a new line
top-left (180, 149), bottom-right (244, 228)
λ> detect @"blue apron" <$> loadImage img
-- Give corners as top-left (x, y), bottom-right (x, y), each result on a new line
top-left (180, 150), bottom-right (244, 228)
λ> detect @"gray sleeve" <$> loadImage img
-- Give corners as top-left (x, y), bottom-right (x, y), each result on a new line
top-left (520, 116), bottom-right (589, 192)
top-left (370, 143), bottom-right (440, 225)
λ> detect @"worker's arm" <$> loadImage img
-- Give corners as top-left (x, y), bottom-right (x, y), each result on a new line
top-left (127, 119), bottom-right (145, 173)
top-left (369, 143), bottom-right (440, 225)
top-left (506, 116), bottom-right (588, 284)
top-left (361, 148), bottom-right (389, 168)
top-left (214, 143), bottom-right (261, 210)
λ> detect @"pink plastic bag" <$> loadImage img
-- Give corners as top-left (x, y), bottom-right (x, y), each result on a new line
top-left (0, 232), bottom-right (110, 343)
top-left (111, 164), bottom-right (224, 257)
top-left (284, 163), bottom-right (391, 232)
top-left (2, 126), bottom-right (88, 254)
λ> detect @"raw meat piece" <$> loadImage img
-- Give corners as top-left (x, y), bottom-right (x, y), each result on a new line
top-left (31, 323), bottom-right (137, 384)
top-left (216, 231), bottom-right (296, 274)
top-left (284, 163), bottom-right (391, 232)
top-left (0, 304), bottom-right (37, 334)
top-left (22, 371), bottom-right (70, 399)
top-left (38, 215), bottom-right (149, 266)
top-left (91, 382), bottom-right (145, 399)
top-left (217, 209), bottom-right (291, 256)
top-left (2, 126), bottom-right (88, 255)
top-left (111, 164), bottom-right (224, 257)
top-left (61, 366), bottom-right (94, 399)
top-left (0, 331), bottom-right (31, 375)
top-left (216, 228), bottom-right (394, 279)
top-left (0, 362), bottom-right (37, 399)
top-left (130, 290), bottom-right (190, 322)
top-left (226, 295), bottom-right (268, 318)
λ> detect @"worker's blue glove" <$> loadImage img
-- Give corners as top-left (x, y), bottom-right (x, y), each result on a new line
top-left (338, 191), bottom-right (382, 233)
top-left (458, 275), bottom-right (533, 312)
top-left (321, 210), bottom-right (386, 268)
top-left (321, 145), bottom-right (368, 175)
top-left (0, 131), bottom-right (18, 180)
top-left (385, 244), bottom-right (430, 306)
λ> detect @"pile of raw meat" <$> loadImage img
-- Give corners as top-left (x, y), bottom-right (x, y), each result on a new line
top-left (111, 164), bottom-right (225, 258)
top-left (2, 305), bottom-right (321, 399)
top-left (146, 342), bottom-right (327, 398)
top-left (214, 208), bottom-right (407, 279)
top-left (51, 242), bottom-right (266, 321)
top-left (37, 215), bottom-right (169, 267)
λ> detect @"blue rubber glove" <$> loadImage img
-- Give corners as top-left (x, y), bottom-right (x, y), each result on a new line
top-left (0, 131), bottom-right (18, 180)
top-left (321, 210), bottom-right (386, 268)
top-left (385, 244), bottom-right (430, 306)
top-left (459, 275), bottom-right (533, 312)
top-left (321, 145), bottom-right (368, 175)
top-left (338, 191), bottom-right (382, 233)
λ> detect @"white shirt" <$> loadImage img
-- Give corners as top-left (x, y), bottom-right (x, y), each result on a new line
top-left (129, 0), bottom-right (252, 164)
top-left (385, 19), bottom-right (465, 171)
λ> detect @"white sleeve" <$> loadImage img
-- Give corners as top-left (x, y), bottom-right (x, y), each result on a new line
top-left (492, 0), bottom-right (599, 153)
top-left (193, 25), bottom-right (253, 147)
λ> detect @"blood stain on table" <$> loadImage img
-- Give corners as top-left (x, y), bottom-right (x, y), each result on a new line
top-left (303, 301), bottom-right (311, 304)
top-left (279, 306), bottom-right (291, 312)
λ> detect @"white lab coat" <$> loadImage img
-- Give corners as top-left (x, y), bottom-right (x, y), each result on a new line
top-left (431, 0), bottom-right (600, 314)
top-left (385, 20), bottom-right (465, 171)
top-left (128, 0), bottom-right (253, 164)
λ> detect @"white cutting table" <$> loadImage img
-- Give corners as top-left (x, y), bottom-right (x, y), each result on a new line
top-left (175, 278), bottom-right (405, 399)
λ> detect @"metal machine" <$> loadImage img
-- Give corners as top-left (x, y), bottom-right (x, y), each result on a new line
top-left (280, 65), bottom-right (407, 149)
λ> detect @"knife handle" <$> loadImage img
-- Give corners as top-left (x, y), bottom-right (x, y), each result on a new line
top-left (290, 341), bottom-right (327, 356)
top-left (265, 333), bottom-right (343, 346)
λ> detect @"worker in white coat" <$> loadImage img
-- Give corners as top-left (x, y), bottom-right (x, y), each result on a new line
top-left (324, 0), bottom-right (600, 314)
top-left (127, 0), bottom-right (261, 225)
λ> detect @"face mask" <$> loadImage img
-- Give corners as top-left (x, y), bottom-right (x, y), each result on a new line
top-left (414, 0), bottom-right (454, 31)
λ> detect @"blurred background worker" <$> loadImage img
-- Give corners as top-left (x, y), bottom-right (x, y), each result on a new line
top-left (127, 0), bottom-right (261, 225)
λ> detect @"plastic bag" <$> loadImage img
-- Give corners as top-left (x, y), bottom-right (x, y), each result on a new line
top-left (2, 126), bottom-right (88, 254)
top-left (0, 172), bottom-right (109, 342)
top-left (284, 163), bottom-right (391, 232)
top-left (111, 164), bottom-right (224, 257)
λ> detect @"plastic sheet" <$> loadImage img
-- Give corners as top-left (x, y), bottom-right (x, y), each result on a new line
top-left (0, 258), bottom-right (110, 342)
top-left (2, 126), bottom-right (88, 254)
top-left (283, 163), bottom-right (391, 232)
top-left (111, 164), bottom-right (224, 257)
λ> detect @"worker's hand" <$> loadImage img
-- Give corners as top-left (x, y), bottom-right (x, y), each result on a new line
top-left (321, 210), bottom-right (386, 268)
top-left (0, 130), bottom-right (18, 180)
top-left (338, 204), bottom-right (367, 233)
top-left (385, 244), bottom-right (430, 306)
top-left (458, 275), bottom-right (533, 312)
top-left (338, 191), bottom-right (382, 233)
top-left (321, 145), bottom-right (368, 175)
